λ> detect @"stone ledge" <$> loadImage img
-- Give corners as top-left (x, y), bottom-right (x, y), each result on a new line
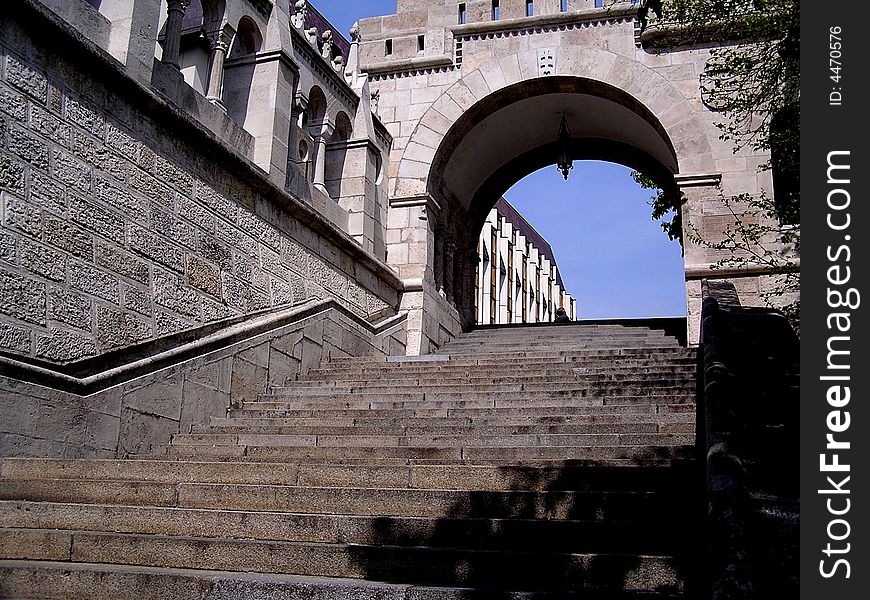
top-left (0, 300), bottom-right (407, 396)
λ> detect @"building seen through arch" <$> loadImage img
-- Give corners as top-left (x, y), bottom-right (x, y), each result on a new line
top-left (475, 198), bottom-right (577, 325)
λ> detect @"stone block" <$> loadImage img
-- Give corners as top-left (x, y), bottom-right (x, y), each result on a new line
top-left (238, 209), bottom-right (281, 251)
top-left (233, 253), bottom-right (269, 292)
top-left (0, 85), bottom-right (28, 123)
top-left (67, 193), bottom-right (124, 244)
top-left (84, 410), bottom-right (120, 452)
top-left (197, 181), bottom-right (238, 224)
top-left (260, 246), bottom-right (283, 276)
top-left (105, 122), bottom-right (140, 161)
top-left (7, 125), bottom-right (50, 169)
top-left (179, 379), bottom-right (230, 432)
top-left (202, 297), bottom-right (237, 322)
top-left (0, 230), bottom-right (17, 263)
top-left (155, 310), bottom-right (193, 336)
top-left (2, 192), bottom-right (42, 237)
top-left (48, 287), bottom-right (93, 332)
top-left (0, 268), bottom-right (46, 325)
top-left (43, 217), bottom-right (92, 260)
top-left (197, 234), bottom-right (233, 271)
top-left (186, 357), bottom-right (232, 393)
top-left (35, 328), bottom-right (97, 362)
top-left (19, 237), bottom-right (66, 281)
top-left (68, 259), bottom-right (119, 304)
top-left (95, 303), bottom-right (154, 352)
top-left (151, 206), bottom-right (195, 249)
top-left (121, 282), bottom-right (152, 316)
top-left (128, 164), bottom-right (174, 209)
top-left (5, 54), bottom-right (47, 101)
top-left (178, 196), bottom-right (215, 234)
top-left (129, 225), bottom-right (185, 273)
top-left (0, 321), bottom-right (31, 354)
top-left (230, 356), bottom-right (268, 406)
top-left (29, 171), bottom-right (66, 215)
top-left (51, 148), bottom-right (91, 193)
top-left (36, 401), bottom-right (87, 444)
top-left (186, 254), bottom-right (221, 298)
top-left (0, 153), bottom-right (26, 194)
top-left (215, 220), bottom-right (258, 257)
top-left (30, 105), bottom-right (70, 146)
top-left (118, 408), bottom-right (178, 456)
top-left (94, 239), bottom-right (150, 284)
top-left (65, 95), bottom-right (106, 138)
top-left (221, 272), bottom-right (270, 313)
top-left (153, 154), bottom-right (193, 197)
top-left (94, 177), bottom-right (149, 223)
top-left (280, 238), bottom-right (310, 275)
top-left (153, 269), bottom-right (201, 319)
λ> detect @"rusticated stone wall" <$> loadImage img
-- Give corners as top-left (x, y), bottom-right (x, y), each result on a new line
top-left (0, 6), bottom-right (400, 365)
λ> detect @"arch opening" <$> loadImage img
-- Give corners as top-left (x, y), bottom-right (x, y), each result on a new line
top-left (422, 77), bottom-right (684, 330)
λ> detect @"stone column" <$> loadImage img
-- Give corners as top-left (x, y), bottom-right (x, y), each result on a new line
top-left (313, 121), bottom-right (334, 194)
top-left (433, 222), bottom-right (445, 294)
top-left (205, 26), bottom-right (233, 110)
top-left (162, 0), bottom-right (189, 69)
top-left (443, 238), bottom-right (456, 303)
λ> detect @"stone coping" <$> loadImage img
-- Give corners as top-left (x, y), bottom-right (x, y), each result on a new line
top-left (450, 4), bottom-right (638, 38)
top-left (0, 300), bottom-right (407, 396)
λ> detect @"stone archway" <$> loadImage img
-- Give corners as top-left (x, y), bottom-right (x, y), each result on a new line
top-left (380, 48), bottom-right (722, 353)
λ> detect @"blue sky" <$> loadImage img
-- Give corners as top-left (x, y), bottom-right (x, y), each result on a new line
top-left (313, 1), bottom-right (687, 318)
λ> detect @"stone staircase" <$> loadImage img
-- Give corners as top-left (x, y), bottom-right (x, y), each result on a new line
top-left (0, 323), bottom-right (701, 599)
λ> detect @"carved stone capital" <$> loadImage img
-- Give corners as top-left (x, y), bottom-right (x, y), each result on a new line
top-left (167, 0), bottom-right (190, 14)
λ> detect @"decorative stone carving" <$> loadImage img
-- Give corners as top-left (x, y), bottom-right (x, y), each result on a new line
top-left (321, 30), bottom-right (334, 60)
top-left (349, 21), bottom-right (361, 43)
top-left (290, 0), bottom-right (307, 30)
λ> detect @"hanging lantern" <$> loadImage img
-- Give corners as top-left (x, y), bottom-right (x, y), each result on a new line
top-left (556, 113), bottom-right (573, 180)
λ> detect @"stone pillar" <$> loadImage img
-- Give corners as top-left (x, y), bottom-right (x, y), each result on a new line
top-left (205, 26), bottom-right (233, 110)
top-left (675, 173), bottom-right (724, 346)
top-left (162, 0), bottom-right (189, 69)
top-left (313, 121), bottom-right (334, 194)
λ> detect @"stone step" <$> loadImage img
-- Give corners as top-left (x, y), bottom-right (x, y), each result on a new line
top-left (0, 560), bottom-right (689, 600)
top-left (444, 327), bottom-right (671, 336)
top-left (169, 432), bottom-right (694, 449)
top-left (0, 480), bottom-right (688, 520)
top-left (206, 412), bottom-right (696, 429)
top-left (0, 501), bottom-right (691, 553)
top-left (327, 347), bottom-right (694, 364)
top-left (263, 385), bottom-right (696, 401)
top-left (247, 397), bottom-right (696, 413)
top-left (304, 362), bottom-right (696, 379)
top-left (156, 444), bottom-right (694, 464)
top-left (0, 529), bottom-right (685, 593)
top-left (0, 459), bottom-right (697, 491)
top-left (228, 403), bottom-right (692, 420)
top-left (286, 373), bottom-right (697, 388)
top-left (190, 421), bottom-right (673, 436)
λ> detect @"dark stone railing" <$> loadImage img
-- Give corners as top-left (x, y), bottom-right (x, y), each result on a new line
top-left (699, 285), bottom-right (799, 600)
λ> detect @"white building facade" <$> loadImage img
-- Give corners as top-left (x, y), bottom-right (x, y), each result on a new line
top-left (475, 199), bottom-right (577, 325)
